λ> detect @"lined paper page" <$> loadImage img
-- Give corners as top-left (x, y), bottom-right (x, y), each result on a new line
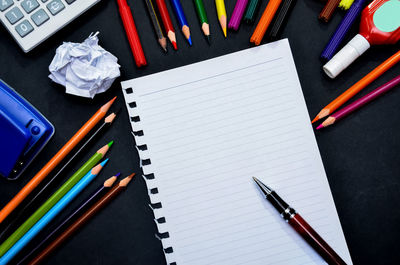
top-left (122, 39), bottom-right (352, 265)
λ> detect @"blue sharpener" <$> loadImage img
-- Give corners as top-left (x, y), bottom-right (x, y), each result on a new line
top-left (0, 80), bottom-right (54, 180)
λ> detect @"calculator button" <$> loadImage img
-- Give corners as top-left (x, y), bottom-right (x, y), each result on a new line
top-left (46, 0), bottom-right (64, 15)
top-left (21, 0), bottom-right (39, 14)
top-left (65, 0), bottom-right (75, 4)
top-left (31, 8), bottom-right (49, 26)
top-left (0, 0), bottom-right (13, 12)
top-left (5, 6), bottom-right (23, 25)
top-left (15, 20), bottom-right (33, 37)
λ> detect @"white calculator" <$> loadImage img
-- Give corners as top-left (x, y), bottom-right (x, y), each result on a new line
top-left (0, 0), bottom-right (100, 53)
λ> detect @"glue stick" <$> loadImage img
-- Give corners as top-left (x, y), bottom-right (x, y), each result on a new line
top-left (323, 0), bottom-right (400, 78)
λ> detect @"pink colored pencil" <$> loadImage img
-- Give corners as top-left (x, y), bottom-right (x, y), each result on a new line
top-left (317, 74), bottom-right (400, 129)
top-left (228, 0), bottom-right (249, 31)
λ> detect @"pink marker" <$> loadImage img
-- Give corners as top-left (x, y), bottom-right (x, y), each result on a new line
top-left (228, 0), bottom-right (249, 31)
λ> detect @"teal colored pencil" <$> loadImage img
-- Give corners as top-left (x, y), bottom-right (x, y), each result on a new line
top-left (0, 160), bottom-right (108, 265)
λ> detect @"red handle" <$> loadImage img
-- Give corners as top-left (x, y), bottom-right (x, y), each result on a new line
top-left (288, 214), bottom-right (347, 265)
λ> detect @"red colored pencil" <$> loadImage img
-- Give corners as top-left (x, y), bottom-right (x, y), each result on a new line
top-left (155, 0), bottom-right (178, 50)
top-left (116, 0), bottom-right (147, 67)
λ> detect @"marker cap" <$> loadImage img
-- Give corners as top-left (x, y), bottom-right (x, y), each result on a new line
top-left (323, 34), bottom-right (370, 79)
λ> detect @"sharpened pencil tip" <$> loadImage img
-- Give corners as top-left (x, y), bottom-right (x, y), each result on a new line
top-left (107, 140), bottom-right (114, 147)
top-left (101, 97), bottom-right (117, 113)
top-left (316, 124), bottom-right (324, 130)
top-left (120, 173), bottom-right (135, 186)
top-left (311, 116), bottom-right (319, 124)
top-left (206, 35), bottom-right (211, 45)
top-left (188, 36), bottom-right (192, 46)
top-left (172, 41), bottom-right (177, 50)
top-left (100, 158), bottom-right (109, 167)
top-left (115, 173), bottom-right (121, 178)
top-left (223, 28), bottom-right (227, 38)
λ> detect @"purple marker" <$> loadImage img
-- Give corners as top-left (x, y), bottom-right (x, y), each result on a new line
top-left (228, 0), bottom-right (249, 31)
top-left (321, 0), bottom-right (367, 61)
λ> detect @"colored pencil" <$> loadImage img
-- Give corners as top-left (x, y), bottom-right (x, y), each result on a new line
top-left (156, 0), bottom-right (178, 50)
top-left (0, 142), bottom-right (112, 256)
top-left (27, 173), bottom-right (135, 265)
top-left (170, 0), bottom-right (192, 45)
top-left (321, 0), bottom-right (366, 61)
top-left (117, 0), bottom-right (147, 67)
top-left (0, 98), bottom-right (116, 224)
top-left (228, 0), bottom-right (249, 31)
top-left (0, 112), bottom-right (118, 243)
top-left (339, 0), bottom-right (355, 10)
top-left (0, 160), bottom-right (108, 265)
top-left (243, 0), bottom-right (262, 24)
top-left (215, 0), bottom-right (227, 37)
top-left (312, 50), bottom-right (400, 123)
top-left (268, 0), bottom-right (297, 40)
top-left (250, 0), bottom-right (283, 46)
top-left (193, 0), bottom-right (211, 43)
top-left (319, 0), bottom-right (341, 22)
top-left (144, 0), bottom-right (168, 52)
top-left (317, 74), bottom-right (400, 129)
top-left (17, 173), bottom-right (121, 265)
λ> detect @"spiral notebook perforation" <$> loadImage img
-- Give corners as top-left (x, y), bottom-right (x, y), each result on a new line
top-left (121, 40), bottom-right (352, 265)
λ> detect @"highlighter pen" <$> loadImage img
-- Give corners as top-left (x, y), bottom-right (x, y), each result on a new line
top-left (253, 177), bottom-right (347, 265)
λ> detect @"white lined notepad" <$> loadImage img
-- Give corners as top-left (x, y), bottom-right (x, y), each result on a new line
top-left (121, 39), bottom-right (352, 265)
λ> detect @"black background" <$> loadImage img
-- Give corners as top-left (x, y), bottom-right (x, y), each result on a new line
top-left (0, 0), bottom-right (399, 264)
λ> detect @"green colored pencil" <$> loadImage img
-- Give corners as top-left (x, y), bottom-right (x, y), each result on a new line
top-left (193, 0), bottom-right (210, 43)
top-left (0, 141), bottom-right (113, 256)
top-left (243, 0), bottom-right (262, 24)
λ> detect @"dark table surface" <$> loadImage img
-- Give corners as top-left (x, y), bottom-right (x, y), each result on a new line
top-left (0, 0), bottom-right (399, 264)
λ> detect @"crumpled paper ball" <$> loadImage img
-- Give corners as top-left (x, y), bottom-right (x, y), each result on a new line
top-left (48, 32), bottom-right (120, 98)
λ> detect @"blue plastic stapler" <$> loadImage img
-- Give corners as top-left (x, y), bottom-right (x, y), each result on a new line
top-left (0, 80), bottom-right (54, 180)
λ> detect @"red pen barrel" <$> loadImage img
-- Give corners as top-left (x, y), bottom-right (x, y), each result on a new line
top-left (288, 214), bottom-right (347, 265)
top-left (117, 0), bottom-right (147, 67)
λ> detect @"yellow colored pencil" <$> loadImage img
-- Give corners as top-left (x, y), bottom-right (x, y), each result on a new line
top-left (215, 0), bottom-right (227, 37)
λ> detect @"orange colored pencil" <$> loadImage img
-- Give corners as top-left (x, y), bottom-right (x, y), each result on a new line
top-left (250, 0), bottom-right (282, 46)
top-left (0, 97), bottom-right (117, 224)
top-left (312, 50), bottom-right (400, 123)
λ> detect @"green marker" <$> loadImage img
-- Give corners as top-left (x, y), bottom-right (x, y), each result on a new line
top-left (243, 0), bottom-right (262, 24)
top-left (0, 141), bottom-right (113, 256)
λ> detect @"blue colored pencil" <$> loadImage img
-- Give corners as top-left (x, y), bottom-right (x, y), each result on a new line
top-left (170, 0), bottom-right (192, 45)
top-left (0, 160), bottom-right (108, 265)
